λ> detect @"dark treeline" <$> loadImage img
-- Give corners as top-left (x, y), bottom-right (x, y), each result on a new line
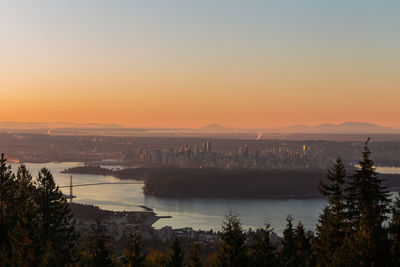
top-left (0, 154), bottom-right (78, 266)
top-left (69, 203), bottom-right (119, 221)
top-left (65, 166), bottom-right (328, 198)
top-left (64, 165), bottom-right (400, 199)
top-left (2, 139), bottom-right (400, 266)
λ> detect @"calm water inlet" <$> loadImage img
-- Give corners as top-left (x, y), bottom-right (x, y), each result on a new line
top-left (10, 162), bottom-right (400, 234)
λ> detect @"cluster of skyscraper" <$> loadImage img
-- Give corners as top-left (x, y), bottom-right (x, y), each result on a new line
top-left (122, 142), bottom-right (333, 169)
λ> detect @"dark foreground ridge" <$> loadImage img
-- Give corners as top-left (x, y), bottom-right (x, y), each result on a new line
top-left (63, 166), bottom-right (400, 199)
top-left (3, 140), bottom-right (400, 266)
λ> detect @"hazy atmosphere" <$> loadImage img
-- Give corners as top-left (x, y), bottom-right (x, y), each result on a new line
top-left (1, 0), bottom-right (400, 128)
top-left (2, 1), bottom-right (400, 266)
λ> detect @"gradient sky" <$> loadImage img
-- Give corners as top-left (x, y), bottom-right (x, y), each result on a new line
top-left (1, 0), bottom-right (399, 128)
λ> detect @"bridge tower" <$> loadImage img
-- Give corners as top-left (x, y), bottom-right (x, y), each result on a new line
top-left (69, 175), bottom-right (73, 203)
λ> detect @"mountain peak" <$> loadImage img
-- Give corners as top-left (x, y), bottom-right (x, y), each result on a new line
top-left (201, 123), bottom-right (227, 129)
top-left (340, 121), bottom-right (372, 126)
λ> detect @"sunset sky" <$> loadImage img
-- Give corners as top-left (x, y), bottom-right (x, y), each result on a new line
top-left (1, 1), bottom-right (399, 128)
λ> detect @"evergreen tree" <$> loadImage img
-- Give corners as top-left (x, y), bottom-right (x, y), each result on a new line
top-left (250, 223), bottom-right (278, 267)
top-left (123, 231), bottom-right (145, 267)
top-left (87, 219), bottom-right (114, 267)
top-left (294, 222), bottom-right (313, 267)
top-left (389, 191), bottom-right (400, 266)
top-left (186, 242), bottom-right (202, 267)
top-left (0, 154), bottom-right (14, 227)
top-left (14, 164), bottom-right (35, 200)
top-left (280, 215), bottom-right (296, 266)
top-left (314, 158), bottom-right (347, 266)
top-left (143, 250), bottom-right (168, 267)
top-left (313, 206), bottom-right (335, 266)
top-left (216, 211), bottom-right (248, 267)
top-left (167, 238), bottom-right (184, 267)
top-left (10, 200), bottom-right (39, 266)
top-left (39, 241), bottom-right (59, 267)
top-left (9, 165), bottom-right (39, 266)
top-left (0, 153), bottom-right (15, 262)
top-left (93, 234), bottom-right (114, 267)
top-left (344, 139), bottom-right (391, 266)
top-left (36, 167), bottom-right (78, 266)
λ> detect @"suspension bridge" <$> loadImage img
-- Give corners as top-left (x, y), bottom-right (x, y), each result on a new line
top-left (60, 176), bottom-right (142, 203)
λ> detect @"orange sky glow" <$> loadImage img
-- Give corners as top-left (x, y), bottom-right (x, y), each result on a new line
top-left (1, 1), bottom-right (399, 129)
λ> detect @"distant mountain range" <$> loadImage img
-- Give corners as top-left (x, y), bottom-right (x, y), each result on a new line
top-left (269, 122), bottom-right (400, 134)
top-left (0, 121), bottom-right (124, 129)
top-left (198, 123), bottom-right (234, 131)
top-left (1, 121), bottom-right (399, 135)
top-left (198, 122), bottom-right (400, 134)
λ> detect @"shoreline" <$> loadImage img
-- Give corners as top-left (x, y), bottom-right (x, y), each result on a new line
top-left (62, 165), bottom-right (400, 200)
top-left (69, 202), bottom-right (170, 227)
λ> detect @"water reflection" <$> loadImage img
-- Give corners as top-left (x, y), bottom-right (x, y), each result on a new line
top-left (10, 162), bottom-right (400, 234)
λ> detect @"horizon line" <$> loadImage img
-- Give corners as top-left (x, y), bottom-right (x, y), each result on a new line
top-left (0, 120), bottom-right (399, 130)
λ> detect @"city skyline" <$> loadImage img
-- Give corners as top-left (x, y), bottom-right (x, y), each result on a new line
top-left (1, 0), bottom-right (400, 128)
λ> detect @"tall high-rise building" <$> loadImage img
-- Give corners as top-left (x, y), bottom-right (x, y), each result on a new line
top-left (203, 141), bottom-right (211, 153)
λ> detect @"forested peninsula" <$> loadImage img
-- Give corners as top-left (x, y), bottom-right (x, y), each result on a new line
top-left (63, 166), bottom-right (400, 199)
